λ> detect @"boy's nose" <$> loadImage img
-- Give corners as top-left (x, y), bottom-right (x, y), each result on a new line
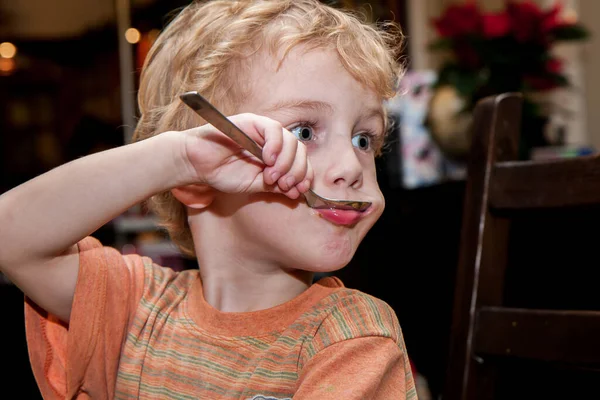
top-left (321, 141), bottom-right (363, 189)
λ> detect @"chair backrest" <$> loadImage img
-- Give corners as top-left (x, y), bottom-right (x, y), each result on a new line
top-left (442, 92), bottom-right (600, 400)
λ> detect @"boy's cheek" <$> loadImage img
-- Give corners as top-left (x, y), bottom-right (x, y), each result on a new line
top-left (369, 190), bottom-right (386, 222)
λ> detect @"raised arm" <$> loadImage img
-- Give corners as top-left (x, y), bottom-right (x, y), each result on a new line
top-left (0, 113), bottom-right (311, 323)
top-left (0, 132), bottom-right (187, 322)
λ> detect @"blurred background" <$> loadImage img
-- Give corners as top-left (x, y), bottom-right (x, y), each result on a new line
top-left (1, 0), bottom-right (598, 398)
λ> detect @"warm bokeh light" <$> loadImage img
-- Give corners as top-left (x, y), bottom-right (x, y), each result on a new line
top-left (125, 28), bottom-right (141, 44)
top-left (0, 42), bottom-right (17, 58)
top-left (0, 58), bottom-right (16, 74)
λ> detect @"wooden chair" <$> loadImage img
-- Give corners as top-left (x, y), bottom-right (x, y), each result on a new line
top-left (442, 92), bottom-right (600, 400)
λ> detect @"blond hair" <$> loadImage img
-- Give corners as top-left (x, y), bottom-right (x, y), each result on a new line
top-left (133, 0), bottom-right (405, 256)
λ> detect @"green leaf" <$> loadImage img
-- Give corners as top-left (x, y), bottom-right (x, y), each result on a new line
top-left (455, 75), bottom-right (480, 97)
top-left (551, 74), bottom-right (570, 87)
top-left (428, 38), bottom-right (454, 51)
top-left (434, 63), bottom-right (483, 98)
top-left (551, 24), bottom-right (590, 41)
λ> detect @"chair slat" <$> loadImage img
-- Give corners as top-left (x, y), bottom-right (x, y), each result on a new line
top-left (474, 306), bottom-right (600, 364)
top-left (489, 156), bottom-right (600, 209)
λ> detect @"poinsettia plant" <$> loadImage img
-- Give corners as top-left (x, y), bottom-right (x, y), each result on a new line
top-left (429, 0), bottom-right (589, 156)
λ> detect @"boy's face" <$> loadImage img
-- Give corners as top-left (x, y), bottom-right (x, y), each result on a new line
top-left (214, 45), bottom-right (386, 272)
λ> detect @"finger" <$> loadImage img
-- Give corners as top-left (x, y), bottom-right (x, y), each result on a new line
top-left (259, 176), bottom-right (301, 199)
top-left (286, 187), bottom-right (301, 199)
top-left (296, 159), bottom-right (314, 194)
top-left (264, 129), bottom-right (297, 187)
top-left (232, 114), bottom-right (283, 167)
top-left (277, 141), bottom-right (308, 192)
top-left (255, 117), bottom-right (284, 167)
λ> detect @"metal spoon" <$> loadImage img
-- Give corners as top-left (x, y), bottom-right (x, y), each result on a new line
top-left (179, 91), bottom-right (371, 211)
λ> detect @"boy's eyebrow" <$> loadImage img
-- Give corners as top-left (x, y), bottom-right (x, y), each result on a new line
top-left (362, 108), bottom-right (386, 127)
top-left (264, 99), bottom-right (334, 114)
top-left (265, 99), bottom-right (385, 126)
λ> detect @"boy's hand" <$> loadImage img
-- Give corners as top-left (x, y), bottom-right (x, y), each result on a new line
top-left (181, 113), bottom-right (314, 200)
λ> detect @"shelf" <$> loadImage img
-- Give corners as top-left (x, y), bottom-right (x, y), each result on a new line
top-left (136, 240), bottom-right (181, 257)
top-left (112, 215), bottom-right (161, 233)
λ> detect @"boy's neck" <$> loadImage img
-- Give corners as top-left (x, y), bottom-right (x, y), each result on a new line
top-left (188, 203), bottom-right (315, 313)
top-left (200, 268), bottom-right (313, 313)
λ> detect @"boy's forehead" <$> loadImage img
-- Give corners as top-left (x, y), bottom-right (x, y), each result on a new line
top-left (242, 45), bottom-right (383, 113)
top-left (249, 44), bottom-right (330, 77)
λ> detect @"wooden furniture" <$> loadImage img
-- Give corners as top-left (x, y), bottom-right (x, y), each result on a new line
top-left (443, 92), bottom-right (600, 399)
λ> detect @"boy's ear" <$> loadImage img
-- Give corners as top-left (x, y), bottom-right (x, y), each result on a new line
top-left (171, 184), bottom-right (215, 209)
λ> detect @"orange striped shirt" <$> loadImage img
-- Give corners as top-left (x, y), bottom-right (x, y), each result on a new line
top-left (25, 236), bottom-right (416, 399)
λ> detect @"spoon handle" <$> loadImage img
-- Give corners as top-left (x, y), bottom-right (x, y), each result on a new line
top-left (179, 91), bottom-right (264, 162)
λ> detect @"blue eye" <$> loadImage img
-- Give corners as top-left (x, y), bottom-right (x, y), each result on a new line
top-left (290, 126), bottom-right (314, 142)
top-left (352, 133), bottom-right (371, 150)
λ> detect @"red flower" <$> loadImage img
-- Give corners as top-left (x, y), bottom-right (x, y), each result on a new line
top-left (434, 4), bottom-right (482, 38)
top-left (541, 1), bottom-right (563, 33)
top-left (523, 75), bottom-right (559, 91)
top-left (429, 0), bottom-right (589, 101)
top-left (483, 12), bottom-right (511, 38)
top-left (507, 1), bottom-right (544, 43)
top-left (546, 58), bottom-right (562, 74)
top-left (506, 0), bottom-right (565, 45)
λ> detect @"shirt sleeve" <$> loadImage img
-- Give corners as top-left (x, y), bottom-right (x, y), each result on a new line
top-left (296, 290), bottom-right (417, 399)
top-left (294, 336), bottom-right (416, 399)
top-left (24, 236), bottom-right (148, 400)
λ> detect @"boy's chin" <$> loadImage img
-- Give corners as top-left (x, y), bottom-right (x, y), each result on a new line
top-left (296, 250), bottom-right (356, 274)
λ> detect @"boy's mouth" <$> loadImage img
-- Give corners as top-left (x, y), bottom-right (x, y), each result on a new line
top-left (315, 207), bottom-right (368, 226)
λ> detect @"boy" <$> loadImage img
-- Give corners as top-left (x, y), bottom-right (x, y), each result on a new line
top-left (0, 0), bottom-right (416, 398)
